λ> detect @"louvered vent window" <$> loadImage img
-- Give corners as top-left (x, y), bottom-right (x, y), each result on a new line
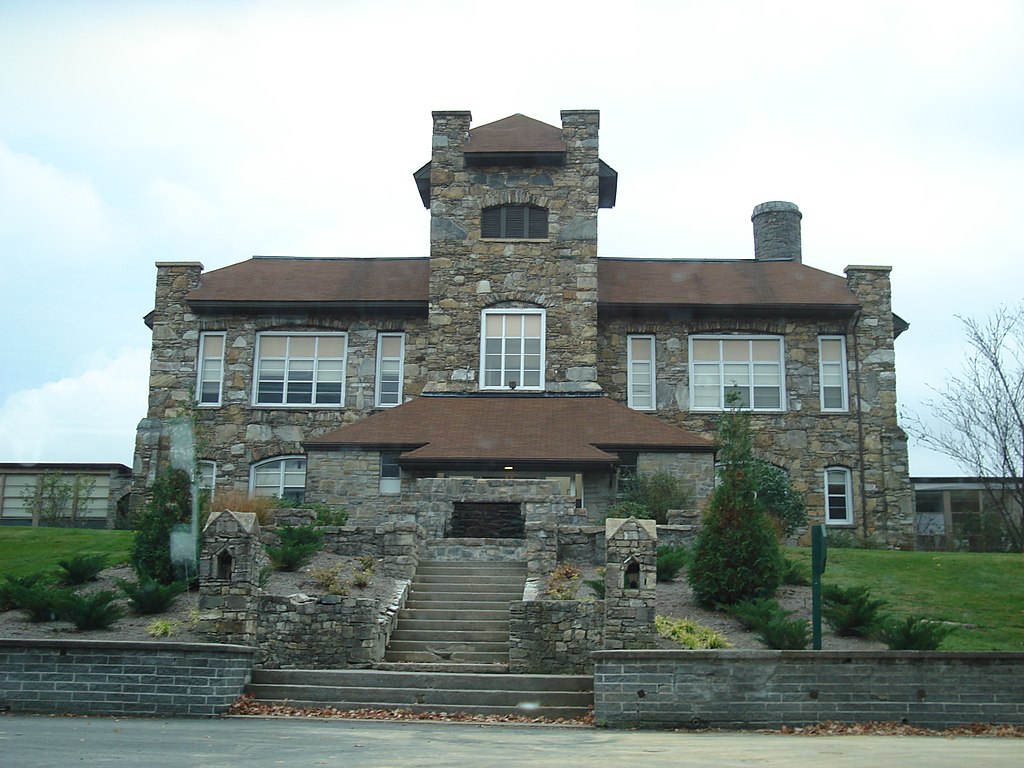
top-left (481, 205), bottom-right (548, 239)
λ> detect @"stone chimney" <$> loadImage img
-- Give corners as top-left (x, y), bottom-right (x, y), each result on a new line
top-left (751, 201), bottom-right (802, 262)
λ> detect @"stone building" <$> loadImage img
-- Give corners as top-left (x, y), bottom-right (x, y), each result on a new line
top-left (132, 109), bottom-right (913, 544)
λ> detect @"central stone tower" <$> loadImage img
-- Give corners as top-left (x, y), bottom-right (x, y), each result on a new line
top-left (417, 110), bottom-right (616, 394)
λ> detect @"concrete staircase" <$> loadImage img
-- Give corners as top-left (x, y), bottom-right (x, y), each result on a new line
top-left (242, 560), bottom-right (592, 719)
top-left (382, 560), bottom-right (525, 669)
top-left (244, 668), bottom-right (593, 719)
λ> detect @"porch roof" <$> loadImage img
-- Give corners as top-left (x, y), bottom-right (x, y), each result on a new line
top-left (304, 394), bottom-right (714, 468)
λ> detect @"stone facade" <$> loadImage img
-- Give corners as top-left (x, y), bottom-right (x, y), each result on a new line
top-left (602, 518), bottom-right (657, 650)
top-left (133, 107), bottom-right (913, 546)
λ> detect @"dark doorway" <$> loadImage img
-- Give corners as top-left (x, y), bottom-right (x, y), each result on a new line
top-left (447, 502), bottom-right (525, 538)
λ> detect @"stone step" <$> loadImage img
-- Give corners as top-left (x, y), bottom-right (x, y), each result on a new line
top-left (415, 561), bottom-right (527, 575)
top-left (390, 628), bottom-right (510, 643)
top-left (384, 649), bottom-right (509, 664)
top-left (246, 669), bottom-right (593, 719)
top-left (412, 573), bottom-right (526, 586)
top-left (407, 588), bottom-right (523, 602)
top-left (372, 661), bottom-right (510, 674)
top-left (387, 639), bottom-right (509, 654)
top-left (404, 600), bottom-right (514, 612)
top-left (397, 608), bottom-right (510, 622)
top-left (393, 618), bottom-right (509, 633)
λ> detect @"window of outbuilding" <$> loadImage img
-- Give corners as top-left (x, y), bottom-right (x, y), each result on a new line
top-left (481, 204), bottom-right (548, 239)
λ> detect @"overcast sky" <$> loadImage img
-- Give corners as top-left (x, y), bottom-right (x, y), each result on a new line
top-left (1, 1), bottom-right (1021, 476)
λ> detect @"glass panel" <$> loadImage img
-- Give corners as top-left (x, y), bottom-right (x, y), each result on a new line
top-left (823, 387), bottom-right (844, 410)
top-left (724, 385), bottom-right (750, 407)
top-left (486, 314), bottom-right (503, 337)
top-left (692, 339), bottom-right (719, 361)
top-left (315, 382), bottom-right (342, 404)
top-left (722, 340), bottom-right (749, 362)
top-left (259, 336), bottom-right (286, 357)
top-left (290, 337), bottom-right (315, 357)
top-left (752, 339), bottom-right (780, 361)
top-left (523, 314), bottom-right (541, 337)
top-left (317, 359), bottom-right (343, 381)
top-left (204, 335), bottom-right (224, 356)
top-left (630, 337), bottom-right (651, 360)
top-left (289, 359), bottom-right (314, 380)
top-left (820, 338), bottom-right (842, 361)
top-left (381, 335), bottom-right (402, 357)
top-left (317, 335), bottom-right (345, 357)
top-left (753, 387), bottom-right (780, 409)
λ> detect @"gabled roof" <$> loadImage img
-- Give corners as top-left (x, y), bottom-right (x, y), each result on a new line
top-left (305, 394), bottom-right (714, 468)
top-left (598, 259), bottom-right (860, 314)
top-left (464, 114), bottom-right (567, 154)
top-left (185, 256), bottom-right (429, 310)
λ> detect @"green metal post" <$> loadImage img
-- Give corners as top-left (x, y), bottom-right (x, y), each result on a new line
top-left (811, 524), bottom-right (827, 650)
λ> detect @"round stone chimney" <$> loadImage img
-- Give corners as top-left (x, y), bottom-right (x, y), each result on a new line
top-left (751, 201), bottom-right (802, 262)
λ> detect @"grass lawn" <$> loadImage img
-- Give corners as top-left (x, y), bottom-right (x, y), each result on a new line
top-left (790, 547), bottom-right (1024, 651)
top-left (0, 527), bottom-right (135, 579)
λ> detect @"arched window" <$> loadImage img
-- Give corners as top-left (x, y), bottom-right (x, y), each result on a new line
top-left (824, 466), bottom-right (853, 525)
top-left (250, 457), bottom-right (306, 503)
top-left (481, 204), bottom-right (548, 239)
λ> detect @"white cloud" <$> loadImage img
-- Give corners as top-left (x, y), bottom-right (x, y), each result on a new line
top-left (0, 348), bottom-right (149, 466)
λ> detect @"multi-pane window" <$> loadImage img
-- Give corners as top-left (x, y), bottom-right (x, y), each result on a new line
top-left (627, 335), bottom-right (656, 410)
top-left (690, 336), bottom-right (784, 411)
top-left (375, 333), bottom-right (404, 408)
top-left (380, 452), bottom-right (401, 495)
top-left (481, 309), bottom-right (544, 390)
top-left (197, 332), bottom-right (226, 406)
top-left (251, 457), bottom-right (306, 503)
top-left (481, 204), bottom-right (548, 239)
top-left (254, 333), bottom-right (346, 407)
top-left (819, 336), bottom-right (848, 411)
top-left (198, 460), bottom-right (216, 505)
top-left (824, 466), bottom-right (853, 525)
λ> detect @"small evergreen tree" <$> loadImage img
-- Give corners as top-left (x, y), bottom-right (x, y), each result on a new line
top-left (132, 466), bottom-right (192, 584)
top-left (748, 460), bottom-right (807, 538)
top-left (688, 404), bottom-right (783, 607)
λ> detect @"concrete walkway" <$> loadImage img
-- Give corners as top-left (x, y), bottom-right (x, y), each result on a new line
top-left (1, 715), bottom-right (1020, 767)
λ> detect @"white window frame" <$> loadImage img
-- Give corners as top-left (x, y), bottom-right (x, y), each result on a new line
top-left (375, 333), bottom-right (405, 408)
top-left (197, 460), bottom-right (216, 503)
top-left (253, 332), bottom-right (346, 408)
top-left (196, 332), bottom-right (226, 406)
top-left (824, 466), bottom-right (854, 525)
top-left (627, 334), bottom-right (656, 411)
top-left (379, 452), bottom-right (401, 495)
top-left (818, 335), bottom-right (849, 412)
top-left (250, 457), bottom-right (307, 503)
top-left (480, 308), bottom-right (546, 391)
top-left (689, 335), bottom-right (786, 412)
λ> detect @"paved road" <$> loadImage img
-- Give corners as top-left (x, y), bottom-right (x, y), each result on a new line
top-left (2, 715), bottom-right (1021, 767)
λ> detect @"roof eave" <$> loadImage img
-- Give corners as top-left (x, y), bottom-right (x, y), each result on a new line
top-left (187, 300), bottom-right (429, 315)
top-left (598, 302), bottom-right (861, 318)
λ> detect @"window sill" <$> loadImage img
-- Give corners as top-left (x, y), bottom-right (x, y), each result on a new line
top-left (479, 238), bottom-right (551, 244)
top-left (251, 404), bottom-right (346, 409)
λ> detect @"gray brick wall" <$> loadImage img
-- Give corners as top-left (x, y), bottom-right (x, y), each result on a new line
top-left (0, 639), bottom-right (255, 716)
top-left (593, 650), bottom-right (1024, 729)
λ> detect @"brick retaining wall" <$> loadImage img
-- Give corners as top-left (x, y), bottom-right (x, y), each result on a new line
top-left (0, 639), bottom-right (255, 716)
top-left (593, 650), bottom-right (1024, 729)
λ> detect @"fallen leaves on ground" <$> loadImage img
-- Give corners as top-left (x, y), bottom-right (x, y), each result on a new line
top-left (772, 720), bottom-right (1024, 738)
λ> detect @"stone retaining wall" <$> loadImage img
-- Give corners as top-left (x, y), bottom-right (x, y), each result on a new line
top-left (0, 639), bottom-right (254, 716)
top-left (593, 650), bottom-right (1024, 729)
top-left (509, 600), bottom-right (604, 674)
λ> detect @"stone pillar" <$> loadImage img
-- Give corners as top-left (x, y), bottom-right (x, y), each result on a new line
top-left (130, 261), bottom-right (204, 515)
top-left (376, 518), bottom-right (425, 580)
top-left (603, 517), bottom-right (657, 649)
top-left (845, 265), bottom-right (914, 544)
top-left (197, 510), bottom-right (266, 645)
top-left (752, 201), bottom-right (802, 262)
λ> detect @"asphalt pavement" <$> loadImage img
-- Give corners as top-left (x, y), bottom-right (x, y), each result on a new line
top-left (2, 715), bottom-right (1021, 767)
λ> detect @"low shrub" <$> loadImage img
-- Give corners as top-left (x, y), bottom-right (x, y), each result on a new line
top-left (755, 614), bottom-right (810, 650)
top-left (606, 501), bottom-right (653, 520)
top-left (58, 554), bottom-right (107, 585)
top-left (356, 555), bottom-right (376, 573)
top-left (726, 597), bottom-right (784, 631)
top-left (780, 555), bottom-right (811, 586)
top-left (146, 618), bottom-right (180, 638)
top-left (118, 577), bottom-right (187, 614)
top-left (655, 615), bottom-right (732, 649)
top-left (265, 525), bottom-right (323, 571)
top-left (309, 564), bottom-right (348, 596)
top-left (584, 578), bottom-right (606, 598)
top-left (209, 490), bottom-right (277, 527)
top-left (618, 472), bottom-right (694, 524)
top-left (10, 583), bottom-right (76, 622)
top-left (1, 573), bottom-right (51, 610)
top-left (656, 546), bottom-right (688, 582)
top-left (822, 584), bottom-right (888, 638)
top-left (64, 590), bottom-right (124, 630)
top-left (875, 616), bottom-right (955, 650)
top-left (352, 570), bottom-right (372, 589)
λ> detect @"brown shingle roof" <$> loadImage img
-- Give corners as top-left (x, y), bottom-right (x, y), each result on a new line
top-left (181, 255), bottom-right (858, 314)
top-left (598, 259), bottom-right (859, 311)
top-left (305, 395), bottom-right (713, 466)
top-left (186, 257), bottom-right (429, 307)
top-left (465, 114), bottom-right (566, 154)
